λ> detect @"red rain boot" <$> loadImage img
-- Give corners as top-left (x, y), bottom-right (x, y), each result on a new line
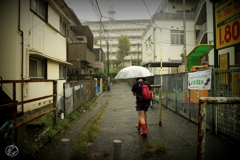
top-left (140, 124), bottom-right (147, 136)
top-left (135, 120), bottom-right (141, 130)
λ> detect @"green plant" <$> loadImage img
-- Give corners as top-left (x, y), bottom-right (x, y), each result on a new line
top-left (93, 70), bottom-right (107, 81)
top-left (69, 111), bottom-right (81, 120)
top-left (102, 149), bottom-right (111, 157)
top-left (19, 142), bottom-right (43, 159)
top-left (18, 95), bottom-right (100, 159)
top-left (142, 141), bottom-right (168, 156)
top-left (70, 108), bottom-right (105, 159)
top-left (70, 141), bottom-right (87, 159)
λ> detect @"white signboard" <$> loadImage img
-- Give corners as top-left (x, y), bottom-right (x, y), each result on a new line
top-left (188, 69), bottom-right (212, 90)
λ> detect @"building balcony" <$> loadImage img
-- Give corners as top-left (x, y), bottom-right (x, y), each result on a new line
top-left (153, 12), bottom-right (195, 21)
top-left (143, 12), bottom-right (195, 37)
top-left (70, 26), bottom-right (93, 52)
top-left (68, 43), bottom-right (95, 65)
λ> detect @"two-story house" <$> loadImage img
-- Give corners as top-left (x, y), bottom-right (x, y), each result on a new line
top-left (0, 0), bottom-right (96, 115)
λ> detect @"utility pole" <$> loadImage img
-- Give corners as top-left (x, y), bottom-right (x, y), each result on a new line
top-left (137, 42), bottom-right (139, 65)
top-left (183, 0), bottom-right (187, 71)
top-left (100, 25), bottom-right (102, 47)
top-left (107, 41), bottom-right (110, 91)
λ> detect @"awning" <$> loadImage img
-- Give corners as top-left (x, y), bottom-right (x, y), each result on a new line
top-left (187, 44), bottom-right (214, 71)
top-left (29, 49), bottom-right (72, 65)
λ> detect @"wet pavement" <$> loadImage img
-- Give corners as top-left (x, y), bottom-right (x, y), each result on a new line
top-left (2, 82), bottom-right (240, 160)
top-left (86, 82), bottom-right (239, 160)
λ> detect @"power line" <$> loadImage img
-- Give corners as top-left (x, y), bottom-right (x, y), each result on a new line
top-left (88, 0), bottom-right (101, 21)
top-left (142, 0), bottom-right (161, 30)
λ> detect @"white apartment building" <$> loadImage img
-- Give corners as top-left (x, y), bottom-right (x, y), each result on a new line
top-left (142, 0), bottom-right (240, 75)
top-left (142, 0), bottom-right (200, 74)
top-left (82, 19), bottom-right (150, 67)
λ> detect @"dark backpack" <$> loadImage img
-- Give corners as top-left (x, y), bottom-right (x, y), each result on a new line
top-left (139, 82), bottom-right (152, 101)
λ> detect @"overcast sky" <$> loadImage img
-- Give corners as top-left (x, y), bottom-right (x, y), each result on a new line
top-left (64, 0), bottom-right (162, 22)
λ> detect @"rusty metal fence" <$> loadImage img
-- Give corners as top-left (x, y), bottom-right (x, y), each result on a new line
top-left (60, 80), bottom-right (95, 117)
top-left (0, 80), bottom-right (57, 145)
top-left (197, 97), bottom-right (240, 160)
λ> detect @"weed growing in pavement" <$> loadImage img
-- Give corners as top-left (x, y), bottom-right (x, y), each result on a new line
top-left (104, 98), bottom-right (109, 105)
top-left (142, 141), bottom-right (168, 156)
top-left (19, 115), bottom-right (70, 159)
top-left (70, 99), bottom-right (108, 159)
top-left (68, 110), bottom-right (81, 120)
top-left (102, 149), bottom-right (111, 157)
top-left (18, 95), bottom-right (98, 159)
top-left (19, 141), bottom-right (43, 159)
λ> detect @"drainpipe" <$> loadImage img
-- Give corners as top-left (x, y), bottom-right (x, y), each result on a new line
top-left (18, 0), bottom-right (24, 114)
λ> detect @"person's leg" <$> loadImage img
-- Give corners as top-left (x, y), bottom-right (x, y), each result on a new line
top-left (139, 110), bottom-right (147, 136)
top-left (135, 101), bottom-right (141, 130)
top-left (136, 101), bottom-right (148, 135)
top-left (139, 110), bottom-right (147, 135)
top-left (139, 110), bottom-right (145, 124)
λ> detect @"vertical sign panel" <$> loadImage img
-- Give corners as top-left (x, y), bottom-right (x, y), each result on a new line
top-left (232, 73), bottom-right (240, 96)
top-left (219, 53), bottom-right (229, 84)
top-left (215, 0), bottom-right (240, 49)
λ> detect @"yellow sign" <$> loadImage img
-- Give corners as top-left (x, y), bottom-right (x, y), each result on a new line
top-left (219, 53), bottom-right (229, 84)
top-left (219, 53), bottom-right (228, 70)
top-left (215, 0), bottom-right (240, 49)
top-left (232, 73), bottom-right (240, 96)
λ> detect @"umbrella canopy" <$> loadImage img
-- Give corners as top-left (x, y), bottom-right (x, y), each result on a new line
top-left (115, 66), bottom-right (154, 79)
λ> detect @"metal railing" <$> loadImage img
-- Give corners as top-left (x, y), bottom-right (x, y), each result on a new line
top-left (0, 79), bottom-right (57, 144)
top-left (196, 22), bottom-right (207, 44)
top-left (195, 0), bottom-right (206, 20)
top-left (197, 97), bottom-right (240, 160)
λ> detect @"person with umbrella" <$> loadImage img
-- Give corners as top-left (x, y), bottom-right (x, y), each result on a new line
top-left (131, 77), bottom-right (151, 136)
top-left (115, 66), bottom-right (153, 136)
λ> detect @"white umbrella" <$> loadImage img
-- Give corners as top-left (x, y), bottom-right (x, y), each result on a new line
top-left (115, 66), bottom-right (154, 79)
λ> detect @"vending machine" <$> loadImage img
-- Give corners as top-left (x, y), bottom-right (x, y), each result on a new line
top-left (186, 44), bottom-right (214, 104)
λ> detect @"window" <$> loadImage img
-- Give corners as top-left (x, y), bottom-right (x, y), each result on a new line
top-left (59, 65), bottom-right (66, 79)
top-left (60, 19), bottom-right (66, 37)
top-left (171, 30), bottom-right (184, 45)
top-left (30, 0), bottom-right (47, 21)
top-left (29, 57), bottom-right (46, 79)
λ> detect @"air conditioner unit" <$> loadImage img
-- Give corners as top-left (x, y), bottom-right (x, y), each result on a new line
top-left (76, 36), bottom-right (87, 43)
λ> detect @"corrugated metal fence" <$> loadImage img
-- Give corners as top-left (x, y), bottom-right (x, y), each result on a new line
top-left (60, 80), bottom-right (95, 117)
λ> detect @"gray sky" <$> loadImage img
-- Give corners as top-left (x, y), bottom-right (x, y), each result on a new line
top-left (64, 0), bottom-right (162, 22)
